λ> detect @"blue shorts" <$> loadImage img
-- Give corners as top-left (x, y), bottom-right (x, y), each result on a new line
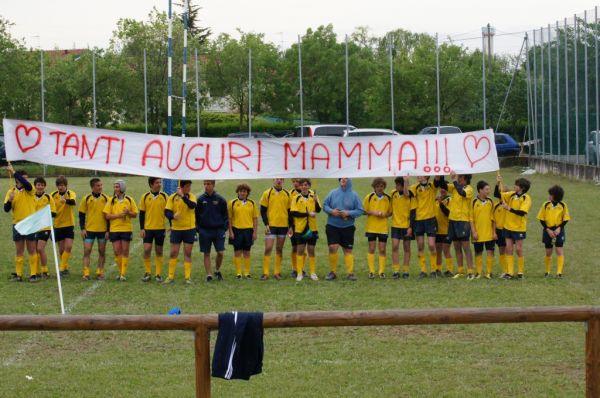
top-left (143, 229), bottom-right (165, 246)
top-left (448, 221), bottom-right (470, 242)
top-left (473, 241), bottom-right (495, 253)
top-left (294, 231), bottom-right (319, 246)
top-left (435, 234), bottom-right (452, 244)
top-left (413, 218), bottom-right (437, 236)
top-left (12, 225), bottom-right (36, 242)
top-left (503, 229), bottom-right (526, 241)
top-left (198, 228), bottom-right (226, 253)
top-left (543, 227), bottom-right (565, 248)
top-left (109, 232), bottom-right (132, 242)
top-left (365, 232), bottom-right (388, 242)
top-left (391, 227), bottom-right (414, 241)
top-left (266, 226), bottom-right (288, 239)
top-left (84, 231), bottom-right (107, 244)
top-left (325, 224), bottom-right (355, 249)
top-left (229, 228), bottom-right (254, 251)
top-left (55, 226), bottom-right (75, 241)
top-left (35, 230), bottom-right (51, 242)
top-left (170, 229), bottom-right (196, 245)
top-left (495, 228), bottom-right (506, 248)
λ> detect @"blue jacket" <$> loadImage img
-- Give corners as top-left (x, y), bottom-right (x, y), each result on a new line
top-left (195, 191), bottom-right (228, 229)
top-left (323, 179), bottom-right (364, 228)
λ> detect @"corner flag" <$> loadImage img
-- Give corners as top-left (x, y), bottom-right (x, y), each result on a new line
top-left (15, 205), bottom-right (52, 235)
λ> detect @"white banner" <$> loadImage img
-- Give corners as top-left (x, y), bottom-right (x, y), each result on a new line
top-left (2, 119), bottom-right (499, 179)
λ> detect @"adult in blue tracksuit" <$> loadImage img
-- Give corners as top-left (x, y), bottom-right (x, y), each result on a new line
top-left (323, 178), bottom-right (363, 281)
top-left (196, 180), bottom-right (228, 281)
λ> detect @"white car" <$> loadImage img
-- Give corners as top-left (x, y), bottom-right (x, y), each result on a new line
top-left (418, 126), bottom-right (463, 135)
top-left (344, 128), bottom-right (401, 137)
top-left (293, 124), bottom-right (356, 138)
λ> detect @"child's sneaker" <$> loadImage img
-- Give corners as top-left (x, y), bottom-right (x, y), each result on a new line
top-left (310, 273), bottom-right (319, 281)
top-left (81, 275), bottom-right (90, 281)
top-left (379, 273), bottom-right (386, 279)
top-left (296, 273), bottom-right (303, 282)
top-left (142, 273), bottom-right (152, 282)
top-left (392, 272), bottom-right (400, 279)
top-left (162, 278), bottom-right (174, 284)
top-left (155, 275), bottom-right (163, 282)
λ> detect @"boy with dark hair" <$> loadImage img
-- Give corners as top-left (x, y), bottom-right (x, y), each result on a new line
top-left (79, 177), bottom-right (110, 280)
top-left (493, 195), bottom-right (508, 278)
top-left (363, 177), bottom-right (392, 279)
top-left (139, 177), bottom-right (168, 282)
top-left (390, 177), bottom-right (415, 279)
top-left (435, 187), bottom-right (453, 277)
top-left (228, 183), bottom-right (258, 279)
top-left (33, 177), bottom-right (57, 280)
top-left (537, 185), bottom-right (570, 278)
top-left (291, 179), bottom-right (321, 281)
top-left (260, 178), bottom-right (291, 280)
top-left (471, 180), bottom-right (496, 279)
top-left (196, 180), bottom-right (228, 281)
top-left (444, 173), bottom-right (474, 280)
top-left (52, 175), bottom-right (76, 277)
top-left (495, 176), bottom-right (532, 279)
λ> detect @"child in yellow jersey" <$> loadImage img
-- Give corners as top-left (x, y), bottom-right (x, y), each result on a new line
top-left (445, 172), bottom-right (475, 280)
top-left (228, 183), bottom-right (258, 279)
top-left (495, 175), bottom-right (532, 280)
top-left (52, 176), bottom-right (77, 277)
top-left (291, 178), bottom-right (322, 281)
top-left (4, 165), bottom-right (37, 282)
top-left (33, 177), bottom-right (57, 280)
top-left (471, 181), bottom-right (497, 279)
top-left (163, 180), bottom-right (197, 284)
top-left (363, 178), bottom-right (392, 279)
top-left (104, 180), bottom-right (138, 281)
top-left (79, 178), bottom-right (110, 280)
top-left (390, 177), bottom-right (415, 279)
top-left (435, 188), bottom-right (454, 277)
top-left (537, 185), bottom-right (570, 278)
top-left (493, 200), bottom-right (508, 278)
top-left (139, 177), bottom-right (168, 282)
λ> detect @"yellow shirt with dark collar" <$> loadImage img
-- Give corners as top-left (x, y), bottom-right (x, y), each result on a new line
top-left (390, 189), bottom-right (415, 229)
top-left (409, 182), bottom-right (437, 221)
top-left (139, 191), bottom-right (168, 230)
top-left (259, 187), bottom-right (291, 228)
top-left (51, 190), bottom-right (76, 228)
top-left (291, 192), bottom-right (321, 234)
top-left (103, 195), bottom-right (138, 233)
top-left (537, 201), bottom-right (570, 228)
top-left (228, 198), bottom-right (258, 229)
top-left (471, 197), bottom-right (495, 242)
top-left (435, 196), bottom-right (451, 235)
top-left (79, 193), bottom-right (110, 232)
top-left (4, 186), bottom-right (36, 224)
top-left (165, 193), bottom-right (197, 231)
top-left (34, 192), bottom-right (57, 231)
top-left (447, 183), bottom-right (474, 222)
top-left (363, 192), bottom-right (392, 234)
top-left (493, 201), bottom-right (506, 230)
top-left (501, 191), bottom-right (532, 232)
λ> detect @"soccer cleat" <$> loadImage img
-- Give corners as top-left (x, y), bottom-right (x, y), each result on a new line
top-left (368, 272), bottom-right (375, 280)
top-left (501, 274), bottom-right (513, 280)
top-left (517, 273), bottom-right (524, 280)
top-left (117, 275), bottom-right (127, 282)
top-left (452, 273), bottom-right (464, 279)
top-left (418, 272), bottom-right (428, 279)
top-left (347, 273), bottom-right (357, 281)
top-left (236, 274), bottom-right (242, 280)
top-left (430, 272), bottom-right (437, 279)
top-left (215, 271), bottom-right (224, 281)
top-left (436, 270), bottom-right (442, 277)
top-left (291, 270), bottom-right (298, 278)
top-left (484, 273), bottom-right (492, 280)
top-left (29, 275), bottom-right (40, 283)
top-left (142, 273), bottom-right (152, 282)
top-left (245, 274), bottom-right (252, 279)
top-left (467, 273), bottom-right (474, 280)
top-left (392, 272), bottom-right (400, 279)
top-left (185, 278), bottom-right (193, 285)
top-left (273, 273), bottom-right (282, 280)
top-left (310, 273), bottom-right (319, 281)
top-left (59, 269), bottom-right (70, 277)
top-left (296, 273), bottom-right (303, 282)
top-left (81, 275), bottom-right (90, 281)
top-left (556, 273), bottom-right (563, 279)
top-left (260, 274), bottom-right (269, 281)
top-left (162, 277), bottom-right (174, 284)
top-left (443, 271), bottom-right (454, 278)
top-left (96, 274), bottom-right (105, 281)
top-left (379, 273), bottom-right (386, 279)
top-left (155, 275), bottom-right (163, 282)
top-left (41, 272), bottom-right (49, 280)
top-left (474, 273), bottom-right (481, 279)
top-left (206, 275), bottom-right (214, 282)
top-left (402, 273), bottom-right (410, 279)
top-left (325, 271), bottom-right (337, 281)
top-left (544, 272), bottom-right (551, 278)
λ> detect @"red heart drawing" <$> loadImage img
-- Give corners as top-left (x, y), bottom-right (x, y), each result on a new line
top-left (15, 124), bottom-right (42, 153)
top-left (463, 134), bottom-right (491, 168)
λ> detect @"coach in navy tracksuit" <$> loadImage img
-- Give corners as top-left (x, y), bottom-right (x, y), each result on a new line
top-left (196, 180), bottom-right (228, 281)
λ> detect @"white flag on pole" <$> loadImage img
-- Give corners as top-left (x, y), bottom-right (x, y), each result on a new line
top-left (15, 205), bottom-right (52, 235)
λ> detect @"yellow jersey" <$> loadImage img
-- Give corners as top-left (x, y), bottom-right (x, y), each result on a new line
top-left (165, 193), bottom-right (197, 231)
top-left (501, 191), bottom-right (532, 232)
top-left (4, 186), bottom-right (36, 224)
top-left (493, 201), bottom-right (506, 230)
top-left (390, 189), bottom-right (415, 229)
top-left (435, 196), bottom-right (451, 235)
top-left (291, 192), bottom-right (321, 234)
top-left (228, 198), bottom-right (258, 229)
top-left (409, 182), bottom-right (437, 221)
top-left (51, 190), bottom-right (76, 228)
top-left (79, 193), bottom-right (110, 232)
top-left (447, 183), bottom-right (474, 222)
top-left (139, 191), bottom-right (168, 230)
top-left (363, 192), bottom-right (392, 234)
top-left (536, 201), bottom-right (570, 228)
top-left (471, 197), bottom-right (495, 242)
top-left (34, 192), bottom-right (57, 232)
top-left (259, 187), bottom-right (291, 228)
top-left (103, 195), bottom-right (138, 233)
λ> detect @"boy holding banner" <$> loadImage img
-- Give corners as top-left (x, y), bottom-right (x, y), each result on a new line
top-left (363, 178), bottom-right (392, 279)
top-left (291, 179), bottom-right (321, 282)
top-left (390, 177), bottom-right (415, 279)
top-left (139, 177), bottom-right (168, 282)
top-left (445, 172), bottom-right (475, 280)
top-left (4, 164), bottom-right (38, 282)
top-left (228, 184), bottom-right (258, 279)
top-left (260, 178), bottom-right (292, 280)
top-left (33, 177), bottom-right (57, 280)
top-left (51, 176), bottom-right (77, 277)
top-left (79, 178), bottom-right (110, 280)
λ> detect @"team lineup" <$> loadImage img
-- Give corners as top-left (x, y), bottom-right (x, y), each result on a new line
top-left (4, 164), bottom-right (571, 284)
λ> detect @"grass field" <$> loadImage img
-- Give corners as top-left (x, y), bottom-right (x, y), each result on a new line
top-left (1, 167), bottom-right (599, 397)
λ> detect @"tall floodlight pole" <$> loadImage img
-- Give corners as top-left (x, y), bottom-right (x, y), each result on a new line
top-left (144, 48), bottom-right (148, 134)
top-left (436, 33), bottom-right (441, 129)
top-left (248, 47), bottom-right (252, 136)
top-left (389, 34), bottom-right (396, 132)
top-left (584, 10), bottom-right (590, 164)
top-left (195, 48), bottom-right (200, 137)
top-left (556, 21), bottom-right (561, 159)
top-left (298, 35), bottom-right (304, 137)
top-left (596, 7), bottom-right (599, 166)
top-left (40, 49), bottom-right (45, 122)
top-left (547, 25), bottom-right (552, 159)
top-left (345, 34), bottom-right (350, 133)
top-left (564, 19), bottom-right (570, 159)
top-left (167, 0), bottom-right (173, 136)
top-left (540, 27), bottom-right (545, 157)
top-left (533, 30), bottom-right (539, 156)
top-left (525, 34), bottom-right (533, 146)
top-left (481, 28), bottom-right (487, 129)
top-left (92, 50), bottom-right (97, 128)
top-left (181, 0), bottom-right (188, 138)
top-left (574, 15), bottom-right (579, 164)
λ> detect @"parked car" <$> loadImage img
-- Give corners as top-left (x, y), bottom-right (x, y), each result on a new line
top-left (268, 130), bottom-right (293, 138)
top-left (227, 132), bottom-right (275, 139)
top-left (293, 124), bottom-right (356, 138)
top-left (417, 126), bottom-right (463, 135)
top-left (0, 137), bottom-right (6, 166)
top-left (588, 131), bottom-right (599, 165)
top-left (344, 128), bottom-right (401, 137)
top-left (495, 132), bottom-right (521, 157)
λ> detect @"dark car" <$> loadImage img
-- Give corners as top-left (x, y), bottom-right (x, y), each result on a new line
top-left (495, 133), bottom-right (520, 157)
top-left (0, 137), bottom-right (6, 166)
top-left (227, 132), bottom-right (275, 139)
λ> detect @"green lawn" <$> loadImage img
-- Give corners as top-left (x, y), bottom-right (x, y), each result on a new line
top-left (1, 167), bottom-right (598, 397)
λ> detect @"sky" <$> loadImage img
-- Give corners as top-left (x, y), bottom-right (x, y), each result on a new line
top-left (2, 0), bottom-right (599, 54)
